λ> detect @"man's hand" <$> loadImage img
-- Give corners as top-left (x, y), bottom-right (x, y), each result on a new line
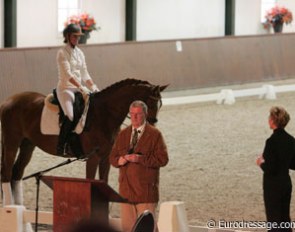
top-left (118, 156), bottom-right (128, 166)
top-left (256, 154), bottom-right (265, 166)
top-left (124, 154), bottom-right (140, 163)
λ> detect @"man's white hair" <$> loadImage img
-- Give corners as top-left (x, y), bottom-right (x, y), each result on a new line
top-left (129, 100), bottom-right (148, 115)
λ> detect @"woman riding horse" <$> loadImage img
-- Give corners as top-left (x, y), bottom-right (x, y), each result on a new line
top-left (0, 78), bottom-right (167, 206)
top-left (56, 23), bottom-right (99, 156)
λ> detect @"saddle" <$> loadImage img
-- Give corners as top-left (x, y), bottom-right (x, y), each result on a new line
top-left (41, 89), bottom-right (91, 136)
top-left (52, 89), bottom-right (85, 128)
top-left (47, 89), bottom-right (92, 158)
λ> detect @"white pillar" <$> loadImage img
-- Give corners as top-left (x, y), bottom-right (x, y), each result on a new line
top-left (0, 205), bottom-right (33, 232)
top-left (259, 84), bottom-right (276, 100)
top-left (217, 89), bottom-right (235, 105)
top-left (158, 201), bottom-right (189, 232)
top-left (0, 205), bottom-right (24, 232)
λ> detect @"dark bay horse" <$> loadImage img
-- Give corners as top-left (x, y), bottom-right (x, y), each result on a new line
top-left (0, 78), bottom-right (167, 205)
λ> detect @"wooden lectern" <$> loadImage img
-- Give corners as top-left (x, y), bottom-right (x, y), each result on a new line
top-left (41, 175), bottom-right (126, 232)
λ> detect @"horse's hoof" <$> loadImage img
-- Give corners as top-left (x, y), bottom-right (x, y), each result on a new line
top-left (76, 154), bottom-right (86, 160)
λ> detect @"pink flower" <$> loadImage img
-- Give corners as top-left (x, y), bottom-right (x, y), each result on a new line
top-left (65, 13), bottom-right (97, 32)
top-left (263, 5), bottom-right (293, 29)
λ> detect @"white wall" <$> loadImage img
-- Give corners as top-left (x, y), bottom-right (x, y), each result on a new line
top-left (235, 0), bottom-right (264, 35)
top-left (17, 0), bottom-right (125, 48)
top-left (17, 0), bottom-right (59, 47)
top-left (81, 0), bottom-right (125, 43)
top-left (2, 0), bottom-right (295, 48)
top-left (137, 0), bottom-right (225, 41)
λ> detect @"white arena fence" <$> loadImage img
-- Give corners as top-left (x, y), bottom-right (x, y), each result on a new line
top-left (162, 83), bottom-right (295, 106)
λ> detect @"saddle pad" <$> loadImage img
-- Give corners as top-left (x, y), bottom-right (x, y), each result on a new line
top-left (40, 93), bottom-right (90, 135)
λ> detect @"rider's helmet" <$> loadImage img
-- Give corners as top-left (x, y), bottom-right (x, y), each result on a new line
top-left (63, 24), bottom-right (84, 43)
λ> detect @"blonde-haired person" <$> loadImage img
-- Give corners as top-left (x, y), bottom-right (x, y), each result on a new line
top-left (56, 23), bottom-right (99, 156)
top-left (256, 106), bottom-right (295, 231)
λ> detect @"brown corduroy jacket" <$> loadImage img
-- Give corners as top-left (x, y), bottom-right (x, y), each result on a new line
top-left (109, 123), bottom-right (169, 203)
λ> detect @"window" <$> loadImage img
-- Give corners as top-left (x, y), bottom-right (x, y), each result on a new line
top-left (261, 0), bottom-right (277, 22)
top-left (58, 0), bottom-right (81, 32)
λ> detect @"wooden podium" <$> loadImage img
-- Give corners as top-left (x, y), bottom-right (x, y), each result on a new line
top-left (41, 175), bottom-right (126, 232)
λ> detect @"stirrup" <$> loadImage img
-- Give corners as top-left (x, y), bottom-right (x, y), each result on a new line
top-left (64, 143), bottom-right (85, 159)
top-left (56, 147), bottom-right (65, 156)
top-left (56, 146), bottom-right (65, 156)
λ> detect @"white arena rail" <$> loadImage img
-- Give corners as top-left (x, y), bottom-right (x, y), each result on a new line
top-left (162, 84), bottom-right (295, 106)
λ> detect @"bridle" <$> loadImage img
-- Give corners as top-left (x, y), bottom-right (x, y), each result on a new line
top-left (146, 95), bottom-right (162, 125)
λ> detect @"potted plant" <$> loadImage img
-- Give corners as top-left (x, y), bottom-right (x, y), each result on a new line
top-left (65, 13), bottom-right (99, 43)
top-left (263, 5), bottom-right (293, 33)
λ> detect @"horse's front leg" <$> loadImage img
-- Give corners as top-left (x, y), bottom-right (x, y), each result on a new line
top-left (98, 153), bottom-right (111, 183)
top-left (1, 142), bottom-right (20, 206)
top-left (86, 152), bottom-right (110, 182)
top-left (86, 154), bottom-right (100, 179)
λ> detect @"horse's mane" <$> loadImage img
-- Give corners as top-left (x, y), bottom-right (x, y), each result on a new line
top-left (96, 78), bottom-right (153, 97)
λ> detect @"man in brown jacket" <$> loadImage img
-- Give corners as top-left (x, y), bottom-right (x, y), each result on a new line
top-left (109, 100), bottom-right (169, 232)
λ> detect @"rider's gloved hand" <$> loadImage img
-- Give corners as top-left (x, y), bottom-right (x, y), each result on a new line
top-left (90, 84), bottom-right (99, 93)
top-left (79, 85), bottom-right (90, 95)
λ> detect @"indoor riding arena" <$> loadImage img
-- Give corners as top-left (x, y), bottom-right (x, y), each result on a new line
top-left (2, 33), bottom-right (295, 231)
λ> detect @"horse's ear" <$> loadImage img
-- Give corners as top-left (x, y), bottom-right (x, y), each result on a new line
top-left (152, 85), bottom-right (160, 93)
top-left (159, 84), bottom-right (169, 92)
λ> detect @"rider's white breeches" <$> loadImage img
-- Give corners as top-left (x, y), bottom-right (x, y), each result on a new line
top-left (56, 87), bottom-right (77, 121)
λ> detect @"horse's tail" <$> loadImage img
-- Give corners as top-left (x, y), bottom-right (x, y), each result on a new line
top-left (0, 100), bottom-right (6, 180)
top-left (0, 99), bottom-right (6, 120)
top-left (0, 102), bottom-right (3, 161)
top-left (0, 103), bottom-right (4, 185)
top-left (0, 102), bottom-right (3, 153)
top-left (0, 103), bottom-right (3, 118)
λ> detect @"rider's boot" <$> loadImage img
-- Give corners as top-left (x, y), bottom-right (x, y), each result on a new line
top-left (56, 116), bottom-right (73, 156)
top-left (67, 133), bottom-right (85, 159)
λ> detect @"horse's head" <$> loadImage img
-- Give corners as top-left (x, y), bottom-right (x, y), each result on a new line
top-left (93, 79), bottom-right (168, 127)
top-left (145, 84), bottom-right (168, 125)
